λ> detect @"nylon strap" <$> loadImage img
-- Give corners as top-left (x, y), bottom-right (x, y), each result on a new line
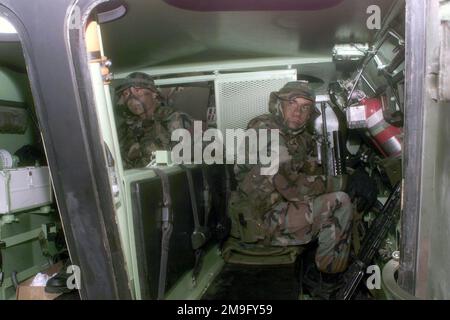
top-left (150, 168), bottom-right (173, 300)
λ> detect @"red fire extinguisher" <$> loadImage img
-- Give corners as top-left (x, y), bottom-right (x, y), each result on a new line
top-left (362, 98), bottom-right (402, 157)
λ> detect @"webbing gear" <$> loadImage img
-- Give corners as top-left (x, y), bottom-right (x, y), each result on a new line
top-left (228, 191), bottom-right (266, 243)
top-left (222, 237), bottom-right (302, 265)
top-left (196, 167), bottom-right (212, 283)
top-left (150, 168), bottom-right (173, 300)
top-left (183, 165), bottom-right (208, 250)
top-left (183, 166), bottom-right (212, 286)
top-left (201, 166), bottom-right (211, 227)
top-left (192, 249), bottom-right (204, 287)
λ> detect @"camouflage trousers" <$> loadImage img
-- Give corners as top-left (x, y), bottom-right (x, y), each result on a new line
top-left (266, 192), bottom-right (353, 273)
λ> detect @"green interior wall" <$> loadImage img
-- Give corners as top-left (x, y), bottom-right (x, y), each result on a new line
top-left (0, 211), bottom-right (59, 300)
top-left (0, 66), bottom-right (36, 154)
top-left (0, 65), bottom-right (58, 300)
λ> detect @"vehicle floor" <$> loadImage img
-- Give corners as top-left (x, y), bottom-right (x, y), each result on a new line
top-left (201, 263), bottom-right (301, 300)
top-left (55, 290), bottom-right (80, 300)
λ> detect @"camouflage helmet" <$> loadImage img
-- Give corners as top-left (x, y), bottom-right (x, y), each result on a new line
top-left (269, 81), bottom-right (320, 133)
top-left (275, 81), bottom-right (316, 103)
top-left (115, 72), bottom-right (159, 105)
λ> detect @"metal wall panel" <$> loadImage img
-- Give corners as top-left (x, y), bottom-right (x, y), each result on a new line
top-left (215, 69), bottom-right (297, 131)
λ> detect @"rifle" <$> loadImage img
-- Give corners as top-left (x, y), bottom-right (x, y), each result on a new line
top-left (336, 182), bottom-right (402, 300)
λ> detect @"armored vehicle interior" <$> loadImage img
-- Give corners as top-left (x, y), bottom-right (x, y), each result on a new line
top-left (0, 0), bottom-right (449, 300)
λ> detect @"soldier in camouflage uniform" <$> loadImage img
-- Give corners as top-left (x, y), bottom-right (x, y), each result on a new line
top-left (115, 72), bottom-right (194, 169)
top-left (230, 82), bottom-right (353, 274)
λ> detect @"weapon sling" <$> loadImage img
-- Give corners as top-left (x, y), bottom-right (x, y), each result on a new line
top-left (183, 166), bottom-right (210, 284)
top-left (150, 168), bottom-right (173, 300)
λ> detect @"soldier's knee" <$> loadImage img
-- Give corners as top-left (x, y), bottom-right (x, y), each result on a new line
top-left (334, 191), bottom-right (351, 205)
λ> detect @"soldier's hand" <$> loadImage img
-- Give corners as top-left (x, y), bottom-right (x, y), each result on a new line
top-left (127, 142), bottom-right (141, 160)
top-left (345, 167), bottom-right (378, 212)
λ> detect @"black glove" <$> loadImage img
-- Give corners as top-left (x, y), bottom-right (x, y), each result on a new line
top-left (346, 167), bottom-right (378, 212)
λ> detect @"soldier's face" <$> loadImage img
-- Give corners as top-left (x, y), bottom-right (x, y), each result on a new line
top-left (281, 97), bottom-right (314, 129)
top-left (121, 87), bottom-right (157, 117)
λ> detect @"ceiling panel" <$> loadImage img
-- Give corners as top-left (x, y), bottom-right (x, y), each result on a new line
top-left (101, 0), bottom-right (396, 73)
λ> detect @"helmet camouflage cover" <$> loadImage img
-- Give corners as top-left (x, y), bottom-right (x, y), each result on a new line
top-left (274, 81), bottom-right (316, 103)
top-left (115, 72), bottom-right (159, 105)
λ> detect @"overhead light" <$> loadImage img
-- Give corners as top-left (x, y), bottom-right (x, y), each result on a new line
top-left (96, 0), bottom-right (127, 24)
top-left (0, 16), bottom-right (17, 34)
top-left (332, 44), bottom-right (369, 62)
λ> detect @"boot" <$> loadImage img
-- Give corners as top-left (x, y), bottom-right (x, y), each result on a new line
top-left (302, 264), bottom-right (344, 299)
top-left (45, 260), bottom-right (74, 294)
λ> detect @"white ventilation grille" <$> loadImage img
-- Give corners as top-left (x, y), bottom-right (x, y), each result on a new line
top-left (215, 70), bottom-right (297, 130)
